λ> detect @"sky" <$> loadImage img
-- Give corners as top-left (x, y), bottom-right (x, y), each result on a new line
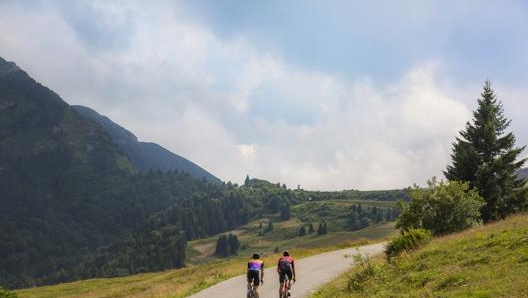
top-left (1, 0), bottom-right (527, 191)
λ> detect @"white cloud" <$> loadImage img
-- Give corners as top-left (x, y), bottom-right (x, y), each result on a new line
top-left (2, 0), bottom-right (526, 190)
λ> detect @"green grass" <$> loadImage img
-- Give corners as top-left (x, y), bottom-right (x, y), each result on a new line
top-left (310, 213), bottom-right (528, 298)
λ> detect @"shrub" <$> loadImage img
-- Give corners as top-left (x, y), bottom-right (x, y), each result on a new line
top-left (384, 228), bottom-right (432, 260)
top-left (0, 287), bottom-right (18, 298)
top-left (347, 250), bottom-right (379, 292)
top-left (396, 178), bottom-right (485, 235)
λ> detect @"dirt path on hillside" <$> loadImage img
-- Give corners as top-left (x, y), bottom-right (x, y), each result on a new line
top-left (186, 242), bottom-right (385, 298)
top-left (190, 243), bottom-right (216, 262)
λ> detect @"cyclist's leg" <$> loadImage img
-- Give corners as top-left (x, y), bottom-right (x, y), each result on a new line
top-left (287, 270), bottom-right (293, 292)
top-left (283, 279), bottom-right (289, 298)
top-left (278, 271), bottom-right (285, 298)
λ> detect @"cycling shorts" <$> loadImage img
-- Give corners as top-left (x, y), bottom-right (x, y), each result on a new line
top-left (247, 270), bottom-right (261, 286)
top-left (279, 269), bottom-right (293, 283)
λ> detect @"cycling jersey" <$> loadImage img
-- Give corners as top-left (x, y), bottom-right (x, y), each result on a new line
top-left (247, 259), bottom-right (264, 286)
top-left (278, 256), bottom-right (294, 271)
top-left (248, 259), bottom-right (264, 271)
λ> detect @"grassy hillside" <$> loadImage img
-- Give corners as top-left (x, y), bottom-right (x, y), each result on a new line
top-left (14, 219), bottom-right (396, 298)
top-left (185, 199), bottom-right (398, 265)
top-left (310, 213), bottom-right (528, 298)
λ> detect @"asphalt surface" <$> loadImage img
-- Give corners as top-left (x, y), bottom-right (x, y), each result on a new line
top-left (186, 242), bottom-right (385, 298)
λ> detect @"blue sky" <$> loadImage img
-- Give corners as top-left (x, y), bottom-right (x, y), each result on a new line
top-left (1, 0), bottom-right (527, 190)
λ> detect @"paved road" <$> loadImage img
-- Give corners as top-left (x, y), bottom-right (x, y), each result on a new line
top-left (186, 242), bottom-right (385, 298)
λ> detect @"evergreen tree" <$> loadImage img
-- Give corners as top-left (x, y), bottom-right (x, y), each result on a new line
top-left (347, 211), bottom-right (359, 231)
top-left (227, 233), bottom-right (240, 255)
top-left (317, 222), bottom-right (323, 235)
top-left (317, 222), bottom-right (328, 235)
top-left (308, 223), bottom-right (314, 233)
top-left (266, 220), bottom-right (274, 232)
top-left (215, 235), bottom-right (229, 257)
top-left (280, 202), bottom-right (291, 220)
top-left (444, 81), bottom-right (528, 222)
top-left (298, 225), bottom-right (306, 237)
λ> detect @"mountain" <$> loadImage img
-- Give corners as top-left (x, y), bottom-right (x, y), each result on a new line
top-left (0, 57), bottom-right (208, 288)
top-left (0, 56), bottom-right (264, 290)
top-left (71, 105), bottom-right (221, 184)
top-left (0, 56), bottom-right (135, 286)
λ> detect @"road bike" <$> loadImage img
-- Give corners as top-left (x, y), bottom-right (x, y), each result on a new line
top-left (247, 278), bottom-right (262, 298)
top-left (247, 278), bottom-right (256, 298)
top-left (280, 274), bottom-right (291, 298)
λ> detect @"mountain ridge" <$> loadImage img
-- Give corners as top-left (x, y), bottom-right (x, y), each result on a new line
top-left (72, 105), bottom-right (221, 184)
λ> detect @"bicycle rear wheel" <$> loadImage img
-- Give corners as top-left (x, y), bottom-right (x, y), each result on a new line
top-left (281, 277), bottom-right (289, 298)
top-left (247, 278), bottom-right (254, 298)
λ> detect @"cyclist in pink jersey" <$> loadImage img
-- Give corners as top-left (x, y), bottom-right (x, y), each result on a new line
top-left (277, 251), bottom-right (295, 297)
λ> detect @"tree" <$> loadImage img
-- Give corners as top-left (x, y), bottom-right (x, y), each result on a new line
top-left (227, 233), bottom-right (240, 255)
top-left (266, 220), bottom-right (274, 232)
top-left (214, 235), bottom-right (229, 257)
top-left (298, 225), bottom-right (306, 237)
top-left (396, 178), bottom-right (485, 235)
top-left (280, 202), bottom-right (291, 220)
top-left (444, 80), bottom-right (528, 222)
top-left (347, 211), bottom-right (360, 231)
top-left (317, 222), bottom-right (328, 235)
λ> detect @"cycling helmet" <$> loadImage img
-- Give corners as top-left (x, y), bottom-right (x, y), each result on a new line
top-left (253, 253), bottom-right (260, 259)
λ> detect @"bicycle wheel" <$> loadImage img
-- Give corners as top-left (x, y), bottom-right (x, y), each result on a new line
top-left (247, 278), bottom-right (254, 298)
top-left (281, 276), bottom-right (289, 298)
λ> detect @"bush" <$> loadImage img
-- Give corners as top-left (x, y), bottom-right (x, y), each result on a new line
top-left (396, 178), bottom-right (485, 235)
top-left (0, 287), bottom-right (18, 298)
top-left (384, 228), bottom-right (432, 261)
top-left (347, 250), bottom-right (379, 292)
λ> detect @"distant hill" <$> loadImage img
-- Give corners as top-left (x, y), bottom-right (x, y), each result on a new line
top-left (72, 105), bottom-right (221, 184)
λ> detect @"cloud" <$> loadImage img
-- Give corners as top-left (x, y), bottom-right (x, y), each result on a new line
top-left (1, 0), bottom-right (527, 190)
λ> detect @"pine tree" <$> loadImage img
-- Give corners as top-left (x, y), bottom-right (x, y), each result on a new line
top-left (444, 80), bottom-right (528, 222)
top-left (267, 220), bottom-right (274, 232)
top-left (298, 225), bottom-right (306, 237)
top-left (280, 202), bottom-right (291, 220)
top-left (214, 235), bottom-right (229, 257)
top-left (227, 233), bottom-right (240, 255)
top-left (308, 223), bottom-right (314, 233)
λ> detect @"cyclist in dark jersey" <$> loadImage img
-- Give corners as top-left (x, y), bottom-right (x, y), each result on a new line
top-left (247, 253), bottom-right (264, 298)
top-left (277, 251), bottom-right (295, 297)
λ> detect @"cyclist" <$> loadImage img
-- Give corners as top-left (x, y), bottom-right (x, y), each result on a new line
top-left (277, 251), bottom-right (295, 297)
top-left (247, 253), bottom-right (264, 298)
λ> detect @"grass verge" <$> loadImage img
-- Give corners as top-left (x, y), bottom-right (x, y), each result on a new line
top-left (310, 213), bottom-right (528, 298)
